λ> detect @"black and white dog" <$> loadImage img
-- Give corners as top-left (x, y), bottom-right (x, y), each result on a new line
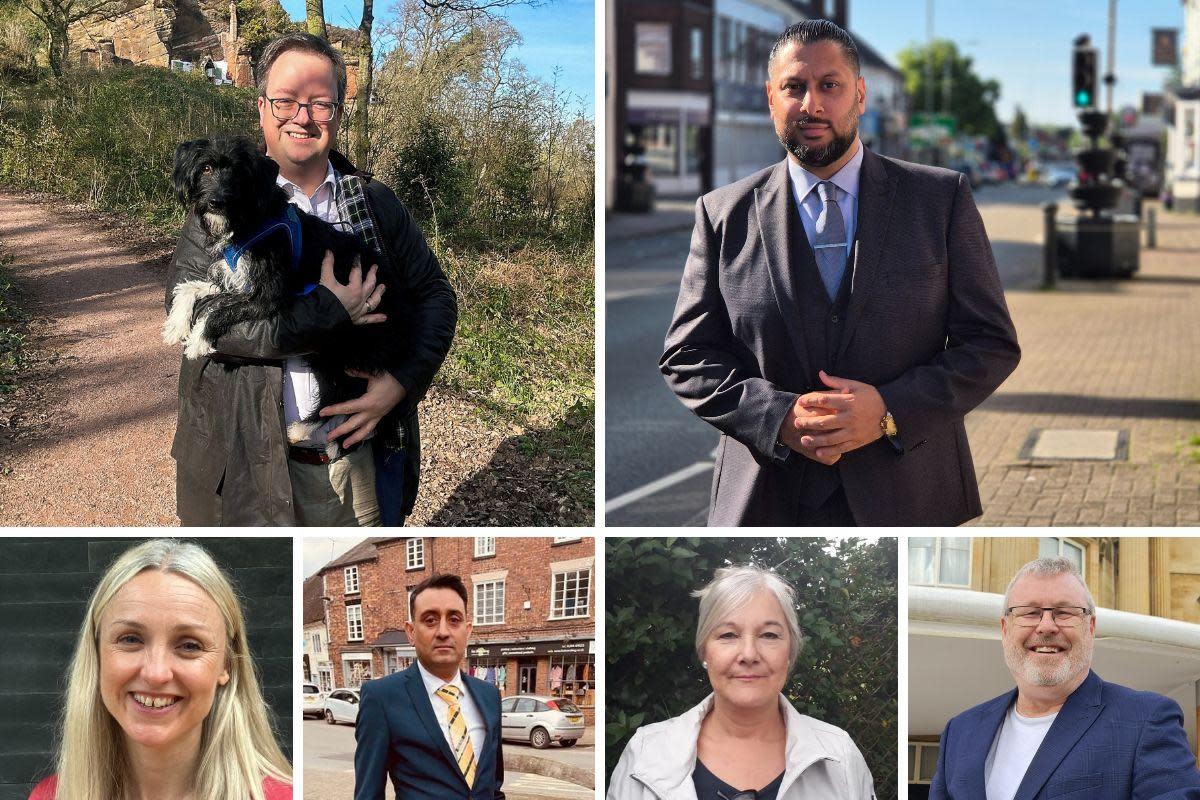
top-left (163, 135), bottom-right (406, 454)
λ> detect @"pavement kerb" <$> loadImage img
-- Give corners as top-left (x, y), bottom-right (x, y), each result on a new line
top-left (504, 755), bottom-right (595, 789)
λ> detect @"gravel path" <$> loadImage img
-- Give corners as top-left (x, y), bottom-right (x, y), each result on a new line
top-left (0, 192), bottom-right (178, 525)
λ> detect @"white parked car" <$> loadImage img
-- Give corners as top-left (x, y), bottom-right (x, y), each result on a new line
top-left (323, 687), bottom-right (361, 725)
top-left (302, 682), bottom-right (324, 719)
top-left (499, 694), bottom-right (586, 748)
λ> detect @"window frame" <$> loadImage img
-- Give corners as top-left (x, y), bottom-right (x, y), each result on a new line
top-left (406, 538), bottom-right (425, 570)
top-left (549, 567), bottom-right (591, 620)
top-left (475, 536), bottom-right (496, 558)
top-left (346, 603), bottom-right (364, 642)
top-left (634, 22), bottom-right (673, 77)
top-left (1040, 537), bottom-right (1087, 580)
top-left (909, 537), bottom-right (972, 588)
top-left (344, 565), bottom-right (359, 594)
top-left (909, 741), bottom-right (940, 785)
top-left (473, 578), bottom-right (506, 626)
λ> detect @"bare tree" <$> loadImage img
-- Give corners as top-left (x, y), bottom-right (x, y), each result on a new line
top-left (20, 0), bottom-right (123, 77)
top-left (306, 0), bottom-right (328, 39)
top-left (352, 0), bottom-right (373, 168)
top-left (421, 0), bottom-right (543, 11)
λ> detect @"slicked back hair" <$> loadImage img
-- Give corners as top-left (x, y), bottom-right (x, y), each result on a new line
top-left (692, 564), bottom-right (804, 668)
top-left (409, 573), bottom-right (469, 619)
top-left (1002, 556), bottom-right (1096, 616)
top-left (768, 19), bottom-right (860, 77)
top-left (255, 32), bottom-right (347, 105)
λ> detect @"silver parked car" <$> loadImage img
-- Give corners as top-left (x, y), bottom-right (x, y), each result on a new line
top-left (499, 694), bottom-right (586, 748)
top-left (302, 682), bottom-right (324, 719)
top-left (323, 687), bottom-right (361, 725)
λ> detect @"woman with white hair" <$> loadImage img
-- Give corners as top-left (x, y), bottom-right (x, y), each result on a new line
top-left (28, 539), bottom-right (292, 800)
top-left (607, 564), bottom-right (875, 800)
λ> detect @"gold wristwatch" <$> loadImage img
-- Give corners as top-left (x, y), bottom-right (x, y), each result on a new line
top-left (880, 411), bottom-right (898, 438)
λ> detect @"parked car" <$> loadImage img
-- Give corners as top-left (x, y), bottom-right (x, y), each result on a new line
top-left (323, 687), bottom-right (361, 725)
top-left (1041, 163), bottom-right (1077, 188)
top-left (499, 694), bottom-right (586, 748)
top-left (302, 682), bottom-right (324, 719)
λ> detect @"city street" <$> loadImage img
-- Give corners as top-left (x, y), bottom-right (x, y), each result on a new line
top-left (302, 718), bottom-right (594, 800)
top-left (605, 183), bottom-right (1200, 526)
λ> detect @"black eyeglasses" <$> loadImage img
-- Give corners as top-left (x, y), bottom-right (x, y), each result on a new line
top-left (264, 97), bottom-right (340, 123)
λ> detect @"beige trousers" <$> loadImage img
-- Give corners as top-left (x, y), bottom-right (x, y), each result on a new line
top-left (288, 442), bottom-right (381, 527)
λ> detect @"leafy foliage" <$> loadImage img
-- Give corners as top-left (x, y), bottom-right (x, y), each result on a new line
top-left (0, 252), bottom-right (30, 395)
top-left (898, 39), bottom-right (1001, 137)
top-left (234, 0), bottom-right (301, 62)
top-left (606, 537), bottom-right (898, 800)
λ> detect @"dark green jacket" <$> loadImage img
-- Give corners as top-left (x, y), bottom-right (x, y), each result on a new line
top-left (165, 150), bottom-right (457, 525)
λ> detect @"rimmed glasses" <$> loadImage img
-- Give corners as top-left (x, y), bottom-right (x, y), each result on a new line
top-left (1006, 605), bottom-right (1090, 627)
top-left (264, 97), bottom-right (340, 123)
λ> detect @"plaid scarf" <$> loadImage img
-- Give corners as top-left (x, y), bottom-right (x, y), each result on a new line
top-left (333, 172), bottom-right (383, 255)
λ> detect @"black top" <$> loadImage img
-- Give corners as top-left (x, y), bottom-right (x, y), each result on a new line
top-left (692, 758), bottom-right (785, 800)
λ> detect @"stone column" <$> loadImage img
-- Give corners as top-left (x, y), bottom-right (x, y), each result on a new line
top-left (1151, 537), bottom-right (1173, 618)
top-left (1116, 537), bottom-right (1150, 615)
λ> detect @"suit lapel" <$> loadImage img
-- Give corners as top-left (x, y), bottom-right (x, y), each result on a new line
top-left (962, 689), bottom-right (1016, 796)
top-left (1014, 671), bottom-right (1105, 800)
top-left (403, 665), bottom-right (465, 782)
top-left (836, 146), bottom-right (898, 362)
top-left (753, 159), bottom-right (813, 379)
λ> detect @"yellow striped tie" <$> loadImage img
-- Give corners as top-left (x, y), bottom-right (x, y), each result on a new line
top-left (435, 684), bottom-right (476, 788)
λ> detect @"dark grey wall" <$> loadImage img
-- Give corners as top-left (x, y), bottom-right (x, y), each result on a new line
top-left (0, 537), bottom-right (293, 800)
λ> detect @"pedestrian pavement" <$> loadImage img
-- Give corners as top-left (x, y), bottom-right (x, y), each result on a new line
top-left (967, 203), bottom-right (1200, 526)
top-left (605, 195), bottom-right (1200, 527)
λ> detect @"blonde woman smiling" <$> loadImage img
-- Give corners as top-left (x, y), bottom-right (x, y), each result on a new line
top-left (608, 565), bottom-right (875, 800)
top-left (29, 539), bottom-right (291, 800)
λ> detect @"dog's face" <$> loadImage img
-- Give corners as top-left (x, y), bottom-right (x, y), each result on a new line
top-left (172, 137), bottom-right (280, 239)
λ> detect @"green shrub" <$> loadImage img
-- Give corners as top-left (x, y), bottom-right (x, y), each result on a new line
top-left (0, 252), bottom-right (29, 395)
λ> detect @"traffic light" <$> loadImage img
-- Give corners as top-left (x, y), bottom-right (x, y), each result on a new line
top-left (1073, 45), bottom-right (1097, 108)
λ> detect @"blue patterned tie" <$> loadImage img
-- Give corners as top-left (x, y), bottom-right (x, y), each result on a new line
top-left (814, 181), bottom-right (847, 300)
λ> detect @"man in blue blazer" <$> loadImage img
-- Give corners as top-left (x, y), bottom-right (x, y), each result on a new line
top-left (354, 574), bottom-right (505, 800)
top-left (931, 557), bottom-right (1200, 800)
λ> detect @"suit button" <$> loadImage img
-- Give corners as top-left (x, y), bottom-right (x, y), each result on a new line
top-left (831, 314), bottom-right (840, 323)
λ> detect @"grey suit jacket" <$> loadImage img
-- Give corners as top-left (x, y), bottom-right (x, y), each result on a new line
top-left (660, 148), bottom-right (1020, 526)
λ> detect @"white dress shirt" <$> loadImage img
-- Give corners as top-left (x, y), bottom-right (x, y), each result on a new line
top-left (276, 161), bottom-right (347, 448)
top-left (983, 704), bottom-right (1058, 800)
top-left (417, 660), bottom-right (488, 758)
top-left (786, 140), bottom-right (863, 263)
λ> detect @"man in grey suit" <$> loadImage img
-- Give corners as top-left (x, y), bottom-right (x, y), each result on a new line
top-left (661, 19), bottom-right (1020, 526)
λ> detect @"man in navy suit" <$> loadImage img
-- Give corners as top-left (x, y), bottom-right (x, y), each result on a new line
top-left (354, 573), bottom-right (505, 800)
top-left (931, 557), bottom-right (1200, 799)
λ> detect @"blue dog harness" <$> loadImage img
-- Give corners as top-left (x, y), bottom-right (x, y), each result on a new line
top-left (221, 205), bottom-right (316, 295)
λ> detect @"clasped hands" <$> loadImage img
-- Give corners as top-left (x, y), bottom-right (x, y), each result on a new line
top-left (316, 250), bottom-right (407, 447)
top-left (778, 370), bottom-right (886, 465)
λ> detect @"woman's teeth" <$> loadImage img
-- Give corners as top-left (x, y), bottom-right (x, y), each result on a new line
top-left (132, 693), bottom-right (179, 708)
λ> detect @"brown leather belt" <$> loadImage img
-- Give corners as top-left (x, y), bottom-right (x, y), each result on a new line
top-left (288, 445), bottom-right (331, 465)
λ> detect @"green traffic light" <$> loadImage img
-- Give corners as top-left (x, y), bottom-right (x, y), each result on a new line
top-left (1076, 90), bottom-right (1091, 106)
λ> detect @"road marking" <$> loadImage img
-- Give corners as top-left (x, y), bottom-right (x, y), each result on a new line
top-left (605, 458), bottom-right (714, 513)
top-left (506, 773), bottom-right (593, 798)
top-left (606, 283), bottom-right (679, 302)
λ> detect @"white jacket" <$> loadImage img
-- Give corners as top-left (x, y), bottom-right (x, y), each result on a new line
top-left (606, 694), bottom-right (876, 800)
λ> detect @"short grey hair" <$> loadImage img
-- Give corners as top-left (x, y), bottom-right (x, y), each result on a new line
top-left (255, 32), bottom-right (348, 106)
top-left (1002, 557), bottom-right (1096, 616)
top-left (692, 564), bottom-right (804, 667)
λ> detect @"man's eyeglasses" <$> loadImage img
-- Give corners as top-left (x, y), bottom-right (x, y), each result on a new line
top-left (264, 97), bottom-right (340, 123)
top-left (1006, 606), bottom-right (1090, 627)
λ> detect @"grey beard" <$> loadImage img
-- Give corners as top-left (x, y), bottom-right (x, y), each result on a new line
top-left (781, 122), bottom-right (858, 169)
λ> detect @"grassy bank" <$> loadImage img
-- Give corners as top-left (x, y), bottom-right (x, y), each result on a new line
top-left (0, 66), bottom-right (594, 505)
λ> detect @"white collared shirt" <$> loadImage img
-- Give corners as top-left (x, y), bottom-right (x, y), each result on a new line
top-left (787, 140), bottom-right (863, 262)
top-left (276, 161), bottom-right (346, 447)
top-left (417, 660), bottom-right (487, 759)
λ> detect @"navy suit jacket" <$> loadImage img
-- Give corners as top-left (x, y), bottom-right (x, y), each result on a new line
top-left (930, 670), bottom-right (1200, 799)
top-left (353, 663), bottom-right (505, 800)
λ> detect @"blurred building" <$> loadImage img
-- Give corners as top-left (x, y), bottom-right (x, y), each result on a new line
top-left (908, 536), bottom-right (1200, 798)
top-left (303, 573), bottom-right (332, 691)
top-left (1167, 0), bottom-right (1200, 211)
top-left (606, 0), bottom-right (905, 209)
top-left (318, 536), bottom-right (597, 724)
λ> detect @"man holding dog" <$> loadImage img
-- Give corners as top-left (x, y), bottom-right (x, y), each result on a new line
top-left (166, 32), bottom-right (457, 525)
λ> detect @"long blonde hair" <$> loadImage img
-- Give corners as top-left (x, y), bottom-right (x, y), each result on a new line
top-left (55, 539), bottom-right (292, 800)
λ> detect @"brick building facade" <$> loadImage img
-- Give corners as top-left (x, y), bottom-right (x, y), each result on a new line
top-left (320, 536), bottom-right (597, 724)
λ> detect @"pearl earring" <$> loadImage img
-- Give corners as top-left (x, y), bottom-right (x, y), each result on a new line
top-left (702, 661), bottom-right (708, 669)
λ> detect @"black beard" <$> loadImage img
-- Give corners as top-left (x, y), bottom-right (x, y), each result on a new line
top-left (780, 118), bottom-right (858, 169)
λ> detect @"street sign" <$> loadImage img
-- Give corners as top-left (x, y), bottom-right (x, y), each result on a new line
top-left (1152, 28), bottom-right (1178, 67)
top-left (910, 112), bottom-right (957, 134)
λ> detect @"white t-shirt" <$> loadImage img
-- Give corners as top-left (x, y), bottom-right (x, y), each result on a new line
top-left (417, 660), bottom-right (487, 757)
top-left (984, 704), bottom-right (1058, 800)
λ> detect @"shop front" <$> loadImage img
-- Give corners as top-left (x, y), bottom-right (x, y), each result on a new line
top-left (626, 90), bottom-right (711, 197)
top-left (466, 637), bottom-right (597, 724)
top-left (371, 629), bottom-right (417, 676)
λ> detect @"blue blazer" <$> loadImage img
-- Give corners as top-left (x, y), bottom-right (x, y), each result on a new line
top-left (930, 670), bottom-right (1200, 799)
top-left (353, 663), bottom-right (506, 800)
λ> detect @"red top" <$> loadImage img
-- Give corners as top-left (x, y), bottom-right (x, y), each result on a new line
top-left (29, 775), bottom-right (293, 799)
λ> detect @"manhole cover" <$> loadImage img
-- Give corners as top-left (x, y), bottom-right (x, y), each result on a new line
top-left (1019, 429), bottom-right (1128, 461)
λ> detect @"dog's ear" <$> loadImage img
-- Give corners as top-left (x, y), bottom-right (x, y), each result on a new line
top-left (256, 150), bottom-right (281, 187)
top-left (172, 138), bottom-right (209, 207)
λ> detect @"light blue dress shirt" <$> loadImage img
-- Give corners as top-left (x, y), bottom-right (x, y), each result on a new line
top-left (786, 141), bottom-right (863, 263)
